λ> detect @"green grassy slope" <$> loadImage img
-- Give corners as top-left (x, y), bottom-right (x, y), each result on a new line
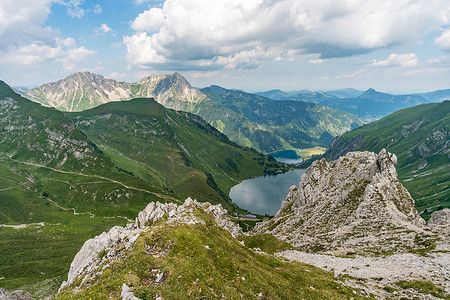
top-left (201, 85), bottom-right (363, 153)
top-left (56, 208), bottom-right (368, 300)
top-left (0, 81), bottom-right (171, 295)
top-left (323, 101), bottom-right (450, 218)
top-left (69, 98), bottom-right (289, 211)
top-left (0, 82), bottom-right (286, 295)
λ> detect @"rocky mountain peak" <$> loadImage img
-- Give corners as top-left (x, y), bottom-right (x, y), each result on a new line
top-left (133, 72), bottom-right (207, 111)
top-left (26, 72), bottom-right (132, 111)
top-left (253, 150), bottom-right (435, 255)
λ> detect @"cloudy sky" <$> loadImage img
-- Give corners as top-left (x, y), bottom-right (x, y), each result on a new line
top-left (1, 0), bottom-right (450, 93)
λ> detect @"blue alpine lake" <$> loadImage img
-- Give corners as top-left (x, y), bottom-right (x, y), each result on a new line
top-left (269, 150), bottom-right (303, 164)
top-left (229, 169), bottom-right (306, 216)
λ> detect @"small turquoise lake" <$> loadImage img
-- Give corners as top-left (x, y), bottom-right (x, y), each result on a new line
top-left (269, 150), bottom-right (303, 164)
top-left (229, 169), bottom-right (306, 216)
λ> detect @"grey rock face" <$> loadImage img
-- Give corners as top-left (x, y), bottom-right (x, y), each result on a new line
top-left (0, 289), bottom-right (33, 300)
top-left (27, 72), bottom-right (207, 113)
top-left (253, 150), bottom-right (433, 255)
top-left (133, 73), bottom-right (207, 112)
top-left (121, 284), bottom-right (141, 300)
top-left (27, 72), bottom-right (132, 112)
top-left (428, 209), bottom-right (450, 226)
top-left (59, 198), bottom-right (241, 292)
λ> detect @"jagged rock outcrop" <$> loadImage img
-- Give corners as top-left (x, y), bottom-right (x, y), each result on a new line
top-left (0, 288), bottom-right (33, 300)
top-left (428, 208), bottom-right (450, 226)
top-left (59, 198), bottom-right (240, 291)
top-left (253, 150), bottom-right (435, 255)
top-left (132, 73), bottom-right (208, 112)
top-left (26, 72), bottom-right (207, 113)
top-left (27, 72), bottom-right (132, 111)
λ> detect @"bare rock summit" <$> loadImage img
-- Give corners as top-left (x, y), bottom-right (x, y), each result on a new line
top-left (253, 150), bottom-right (436, 255)
top-left (59, 198), bottom-right (241, 292)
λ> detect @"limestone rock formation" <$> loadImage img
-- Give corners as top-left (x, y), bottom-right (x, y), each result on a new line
top-left (26, 72), bottom-right (207, 113)
top-left (253, 150), bottom-right (435, 255)
top-left (428, 208), bottom-right (450, 226)
top-left (59, 198), bottom-right (240, 292)
top-left (0, 288), bottom-right (33, 300)
top-left (132, 73), bottom-right (208, 112)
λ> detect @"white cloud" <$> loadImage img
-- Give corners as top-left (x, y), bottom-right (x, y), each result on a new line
top-left (0, 0), bottom-right (95, 71)
top-left (1, 38), bottom-right (95, 70)
top-left (403, 67), bottom-right (448, 76)
top-left (370, 53), bottom-right (418, 68)
top-left (2, 42), bottom-right (63, 65)
top-left (132, 7), bottom-right (165, 32)
top-left (93, 4), bottom-right (102, 14)
top-left (124, 0), bottom-right (450, 71)
top-left (66, 0), bottom-right (85, 19)
top-left (435, 29), bottom-right (450, 51)
top-left (309, 58), bottom-right (327, 64)
top-left (108, 72), bottom-right (128, 80)
top-left (0, 0), bottom-right (56, 48)
top-left (99, 24), bottom-right (113, 33)
top-left (426, 55), bottom-right (448, 64)
top-left (337, 68), bottom-right (369, 79)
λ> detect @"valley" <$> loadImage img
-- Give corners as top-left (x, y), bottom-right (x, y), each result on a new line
top-left (1, 74), bottom-right (449, 299)
top-left (2, 1), bottom-right (450, 299)
top-left (0, 81), bottom-right (287, 295)
top-left (24, 72), bottom-right (363, 153)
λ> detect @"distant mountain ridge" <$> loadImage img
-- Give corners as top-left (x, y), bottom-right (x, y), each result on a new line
top-left (259, 87), bottom-right (448, 121)
top-left (24, 72), bottom-right (363, 153)
top-left (200, 85), bottom-right (363, 152)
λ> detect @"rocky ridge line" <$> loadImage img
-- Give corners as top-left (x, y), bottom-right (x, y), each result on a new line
top-left (59, 198), bottom-right (241, 291)
top-left (253, 149), bottom-right (438, 255)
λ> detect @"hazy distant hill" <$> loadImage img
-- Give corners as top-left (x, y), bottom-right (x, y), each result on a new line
top-left (415, 89), bottom-right (450, 102)
top-left (260, 87), bottom-right (442, 121)
top-left (255, 89), bottom-right (311, 100)
top-left (25, 72), bottom-right (363, 153)
top-left (201, 85), bottom-right (363, 152)
top-left (323, 101), bottom-right (450, 219)
top-left (324, 88), bottom-right (364, 98)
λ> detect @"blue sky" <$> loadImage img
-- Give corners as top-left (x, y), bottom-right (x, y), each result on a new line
top-left (1, 0), bottom-right (450, 93)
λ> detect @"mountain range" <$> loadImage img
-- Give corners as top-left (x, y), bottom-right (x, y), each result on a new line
top-left (258, 87), bottom-right (450, 121)
top-left (23, 72), bottom-right (363, 153)
top-left (0, 81), bottom-right (286, 295)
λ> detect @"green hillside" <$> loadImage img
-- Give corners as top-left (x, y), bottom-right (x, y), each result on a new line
top-left (200, 85), bottom-right (363, 153)
top-left (323, 101), bottom-right (450, 218)
top-left (0, 82), bottom-right (286, 296)
top-left (0, 81), bottom-right (170, 295)
top-left (26, 72), bottom-right (364, 154)
top-left (69, 97), bottom-right (289, 210)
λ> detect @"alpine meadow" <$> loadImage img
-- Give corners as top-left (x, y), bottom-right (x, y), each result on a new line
top-left (0, 1), bottom-right (449, 299)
